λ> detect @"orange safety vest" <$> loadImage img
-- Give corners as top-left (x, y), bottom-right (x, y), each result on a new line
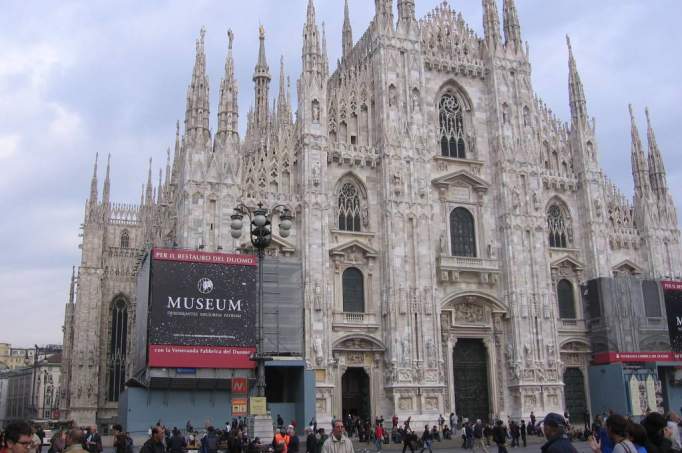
top-left (274, 433), bottom-right (290, 453)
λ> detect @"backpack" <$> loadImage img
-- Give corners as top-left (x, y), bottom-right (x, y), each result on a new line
top-left (474, 425), bottom-right (483, 439)
top-left (206, 435), bottom-right (219, 452)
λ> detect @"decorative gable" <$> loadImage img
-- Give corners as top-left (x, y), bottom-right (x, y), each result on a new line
top-left (432, 170), bottom-right (489, 203)
top-left (612, 259), bottom-right (642, 276)
top-left (329, 240), bottom-right (378, 267)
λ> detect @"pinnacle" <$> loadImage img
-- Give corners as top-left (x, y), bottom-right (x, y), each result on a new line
top-left (645, 106), bottom-right (652, 127)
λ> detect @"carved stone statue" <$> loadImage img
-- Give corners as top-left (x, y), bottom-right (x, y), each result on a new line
top-left (313, 337), bottom-right (323, 366)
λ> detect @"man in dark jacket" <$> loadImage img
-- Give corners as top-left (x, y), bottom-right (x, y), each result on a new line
top-left (492, 421), bottom-right (508, 453)
top-left (519, 421), bottom-right (527, 448)
top-left (541, 413), bottom-right (577, 453)
top-left (305, 428), bottom-right (317, 453)
top-left (419, 426), bottom-right (433, 453)
top-left (167, 429), bottom-right (186, 453)
top-left (510, 422), bottom-right (520, 448)
top-left (140, 427), bottom-right (166, 453)
top-left (202, 427), bottom-right (219, 453)
top-left (85, 427), bottom-right (101, 453)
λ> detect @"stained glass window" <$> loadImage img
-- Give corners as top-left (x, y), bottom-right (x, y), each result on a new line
top-left (439, 94), bottom-right (466, 158)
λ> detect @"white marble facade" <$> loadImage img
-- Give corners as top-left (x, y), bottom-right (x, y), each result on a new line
top-left (60, 0), bottom-right (682, 428)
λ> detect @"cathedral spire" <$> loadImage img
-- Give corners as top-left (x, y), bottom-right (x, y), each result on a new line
top-left (321, 22), bottom-right (329, 77)
top-left (89, 153), bottom-right (98, 206)
top-left (503, 0), bottom-right (522, 52)
top-left (483, 0), bottom-right (501, 50)
top-left (102, 154), bottom-right (111, 206)
top-left (302, 0), bottom-right (324, 79)
top-left (157, 168), bottom-right (163, 205)
top-left (374, 0), bottom-right (394, 33)
top-left (165, 147), bottom-right (171, 188)
top-left (185, 27), bottom-right (211, 148)
top-left (171, 120), bottom-right (181, 185)
top-left (645, 107), bottom-right (668, 198)
top-left (277, 56), bottom-right (291, 126)
top-left (397, 0), bottom-right (416, 33)
top-left (567, 36), bottom-right (588, 126)
top-left (217, 29), bottom-right (239, 143)
top-left (253, 25), bottom-right (271, 131)
top-left (68, 266), bottom-right (76, 304)
top-left (342, 0), bottom-right (353, 60)
top-left (629, 105), bottom-right (651, 197)
top-left (306, 0), bottom-right (316, 25)
top-left (145, 158), bottom-right (153, 205)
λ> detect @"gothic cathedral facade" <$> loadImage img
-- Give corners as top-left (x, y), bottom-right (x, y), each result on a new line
top-left (61, 0), bottom-right (682, 427)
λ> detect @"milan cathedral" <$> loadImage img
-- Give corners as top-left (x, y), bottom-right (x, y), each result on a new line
top-left (60, 0), bottom-right (682, 428)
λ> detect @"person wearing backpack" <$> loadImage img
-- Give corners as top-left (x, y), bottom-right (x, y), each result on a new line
top-left (473, 420), bottom-right (488, 453)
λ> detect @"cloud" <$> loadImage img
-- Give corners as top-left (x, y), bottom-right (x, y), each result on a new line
top-left (48, 103), bottom-right (84, 144)
top-left (0, 135), bottom-right (20, 160)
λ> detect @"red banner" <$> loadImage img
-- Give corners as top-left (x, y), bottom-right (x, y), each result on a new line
top-left (148, 345), bottom-right (256, 369)
top-left (662, 281), bottom-right (682, 291)
top-left (152, 248), bottom-right (257, 266)
top-left (592, 351), bottom-right (682, 364)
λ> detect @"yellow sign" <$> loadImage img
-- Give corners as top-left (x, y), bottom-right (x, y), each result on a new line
top-left (250, 396), bottom-right (267, 415)
top-left (232, 397), bottom-right (248, 416)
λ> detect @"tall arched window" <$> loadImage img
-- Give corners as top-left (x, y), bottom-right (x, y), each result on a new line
top-left (107, 298), bottom-right (128, 402)
top-left (439, 94), bottom-right (466, 159)
top-left (342, 267), bottom-right (365, 313)
top-left (338, 183), bottom-right (362, 232)
top-left (120, 230), bottom-right (130, 249)
top-left (557, 279), bottom-right (576, 319)
top-left (547, 204), bottom-right (572, 248)
top-left (450, 207), bottom-right (476, 257)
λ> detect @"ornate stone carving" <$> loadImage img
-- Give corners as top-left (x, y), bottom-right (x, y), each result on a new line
top-left (453, 302), bottom-right (487, 324)
top-left (399, 396), bottom-right (413, 411)
top-left (316, 398), bottom-right (326, 413)
top-left (347, 352), bottom-right (365, 365)
top-left (424, 397), bottom-right (439, 411)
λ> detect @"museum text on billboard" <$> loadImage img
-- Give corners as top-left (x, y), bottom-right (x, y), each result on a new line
top-left (147, 248), bottom-right (257, 369)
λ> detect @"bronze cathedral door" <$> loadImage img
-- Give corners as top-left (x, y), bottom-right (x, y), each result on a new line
top-left (453, 339), bottom-right (490, 421)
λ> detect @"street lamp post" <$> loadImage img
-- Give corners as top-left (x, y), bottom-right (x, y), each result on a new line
top-left (230, 202), bottom-right (293, 398)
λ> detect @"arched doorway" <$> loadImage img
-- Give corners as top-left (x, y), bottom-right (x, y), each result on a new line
top-left (564, 368), bottom-right (587, 424)
top-left (342, 367), bottom-right (370, 421)
top-left (453, 339), bottom-right (490, 421)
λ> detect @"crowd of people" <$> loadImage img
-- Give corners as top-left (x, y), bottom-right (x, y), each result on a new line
top-left (5, 409), bottom-right (682, 453)
top-left (0, 422), bottom-right (104, 453)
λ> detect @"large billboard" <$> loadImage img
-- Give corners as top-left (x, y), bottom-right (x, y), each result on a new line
top-left (663, 281), bottom-right (682, 352)
top-left (146, 248), bottom-right (258, 369)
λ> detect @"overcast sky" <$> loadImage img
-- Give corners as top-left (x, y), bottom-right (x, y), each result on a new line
top-left (0, 0), bottom-right (680, 347)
